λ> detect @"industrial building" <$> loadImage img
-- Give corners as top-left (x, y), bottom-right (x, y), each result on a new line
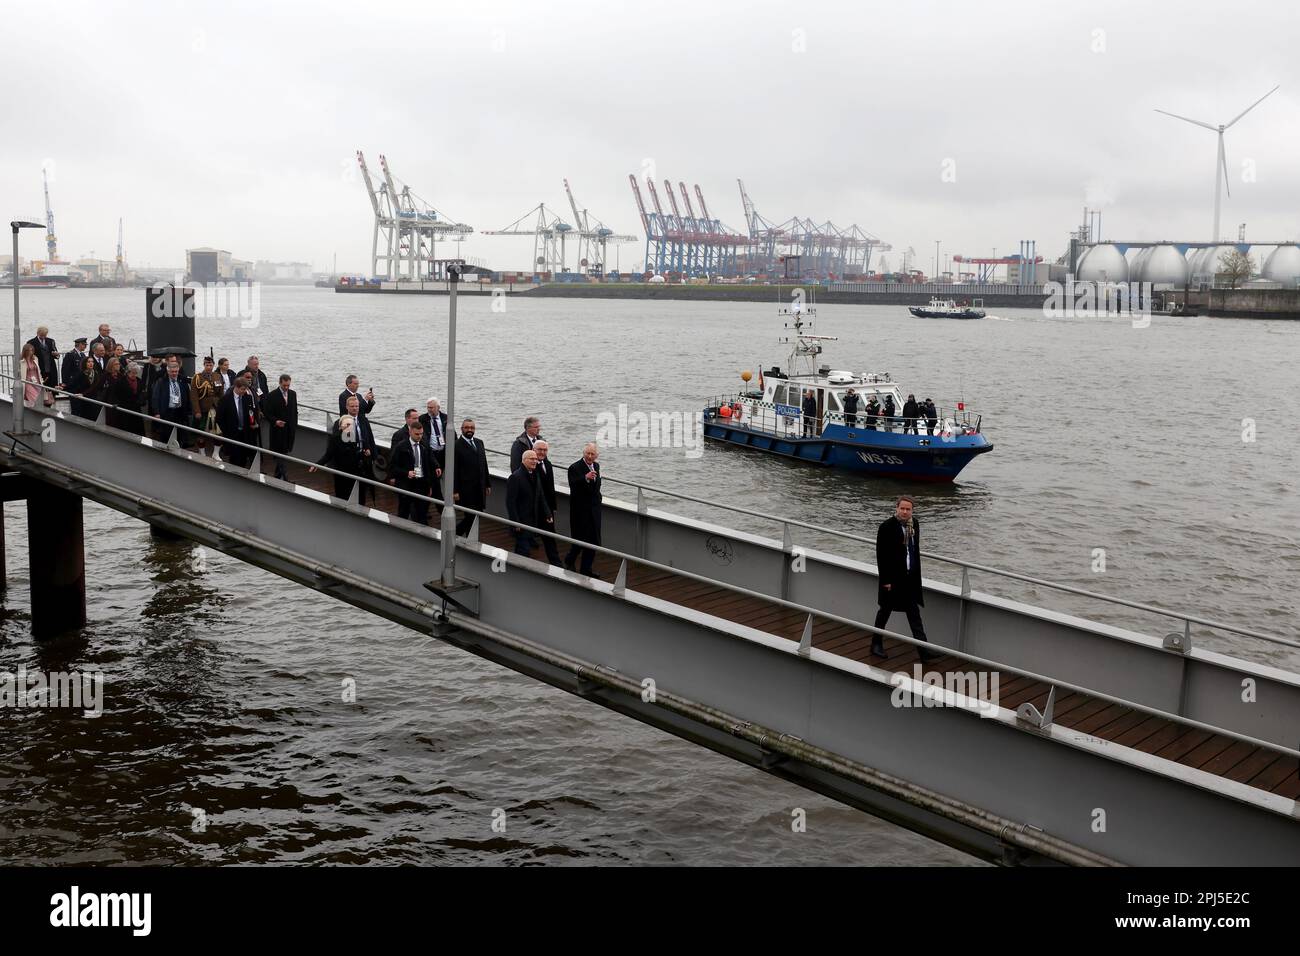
top-left (1074, 241), bottom-right (1300, 288)
top-left (187, 248), bottom-right (233, 283)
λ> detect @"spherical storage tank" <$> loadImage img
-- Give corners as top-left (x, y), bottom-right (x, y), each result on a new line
top-left (1076, 244), bottom-right (1128, 282)
top-left (1134, 246), bottom-right (1189, 286)
top-left (1261, 245), bottom-right (1300, 286)
top-left (1126, 246), bottom-right (1153, 282)
top-left (1187, 245), bottom-right (1239, 279)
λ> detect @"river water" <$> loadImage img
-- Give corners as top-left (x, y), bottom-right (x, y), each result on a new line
top-left (1, 286), bottom-right (1296, 865)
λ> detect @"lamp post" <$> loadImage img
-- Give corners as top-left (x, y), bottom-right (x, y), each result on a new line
top-left (934, 240), bottom-right (941, 284)
top-left (10, 221), bottom-right (44, 433)
top-left (439, 262), bottom-right (461, 586)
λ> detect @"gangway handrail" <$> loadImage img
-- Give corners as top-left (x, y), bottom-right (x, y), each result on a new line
top-left (288, 397), bottom-right (1296, 651)
top-left (7, 377), bottom-right (1300, 771)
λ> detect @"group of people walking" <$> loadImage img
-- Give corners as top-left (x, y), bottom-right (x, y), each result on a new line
top-left (24, 321), bottom-right (611, 579)
top-left (19, 324), bottom-right (284, 459)
top-left (503, 417), bottom-right (604, 574)
top-left (24, 322), bottom-right (931, 654)
top-left (312, 397), bottom-right (605, 576)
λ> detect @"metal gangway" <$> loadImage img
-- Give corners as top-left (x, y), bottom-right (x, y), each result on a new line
top-left (2, 376), bottom-right (1298, 866)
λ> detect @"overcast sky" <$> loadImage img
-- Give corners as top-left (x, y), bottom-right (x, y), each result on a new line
top-left (4, 0), bottom-right (1298, 274)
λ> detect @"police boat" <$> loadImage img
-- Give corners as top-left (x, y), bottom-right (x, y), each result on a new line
top-left (702, 299), bottom-right (993, 482)
top-left (909, 296), bottom-right (986, 319)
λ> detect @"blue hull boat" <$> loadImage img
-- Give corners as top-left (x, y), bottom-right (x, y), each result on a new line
top-left (703, 294), bottom-right (993, 483)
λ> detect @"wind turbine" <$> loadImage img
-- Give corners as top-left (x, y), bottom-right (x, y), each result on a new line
top-left (1155, 85), bottom-right (1278, 242)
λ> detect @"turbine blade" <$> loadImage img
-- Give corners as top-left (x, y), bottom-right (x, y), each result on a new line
top-left (1225, 85), bottom-right (1280, 128)
top-left (1154, 108), bottom-right (1217, 130)
top-left (1220, 137), bottom-right (1231, 199)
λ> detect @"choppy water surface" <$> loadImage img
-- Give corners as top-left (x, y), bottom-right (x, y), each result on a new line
top-left (1, 286), bottom-right (1296, 864)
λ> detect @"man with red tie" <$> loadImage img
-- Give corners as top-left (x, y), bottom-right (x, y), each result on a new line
top-left (564, 442), bottom-right (603, 577)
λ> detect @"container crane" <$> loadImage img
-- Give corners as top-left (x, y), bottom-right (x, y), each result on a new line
top-left (563, 178), bottom-right (635, 277)
top-left (481, 203), bottom-right (573, 279)
top-left (43, 168), bottom-right (59, 263)
top-left (357, 150), bottom-right (472, 280)
top-left (113, 218), bottom-right (126, 286)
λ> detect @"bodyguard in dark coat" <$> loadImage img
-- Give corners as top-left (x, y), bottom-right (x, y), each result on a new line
top-left (389, 409), bottom-right (427, 454)
top-left (337, 375), bottom-right (374, 416)
top-left (509, 416), bottom-right (543, 472)
top-left (506, 451), bottom-right (561, 564)
top-left (564, 443), bottom-right (602, 576)
top-left (388, 421), bottom-right (436, 525)
top-left (872, 496), bottom-right (936, 661)
top-left (262, 374), bottom-right (298, 480)
top-left (882, 394), bottom-right (896, 432)
top-left (452, 419), bottom-right (490, 536)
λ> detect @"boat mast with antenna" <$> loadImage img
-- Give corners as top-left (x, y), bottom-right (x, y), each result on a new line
top-left (777, 289), bottom-right (837, 379)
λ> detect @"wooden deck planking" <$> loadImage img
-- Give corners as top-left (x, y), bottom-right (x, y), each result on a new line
top-left (265, 456), bottom-right (1298, 798)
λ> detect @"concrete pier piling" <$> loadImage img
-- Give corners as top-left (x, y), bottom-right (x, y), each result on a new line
top-left (26, 480), bottom-right (86, 639)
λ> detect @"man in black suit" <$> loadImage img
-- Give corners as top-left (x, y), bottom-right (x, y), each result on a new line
top-left (91, 343), bottom-right (108, 374)
top-left (338, 374), bottom-right (375, 416)
top-left (61, 337), bottom-right (88, 389)
top-left (89, 323), bottom-right (116, 358)
top-left (389, 408), bottom-right (424, 450)
top-left (872, 495), bottom-right (936, 661)
top-left (243, 355), bottom-right (270, 409)
top-left (341, 394), bottom-right (376, 503)
top-left (215, 377), bottom-right (260, 467)
top-left (506, 450), bottom-right (561, 565)
top-left (389, 421), bottom-right (436, 525)
top-left (452, 418), bottom-right (490, 536)
top-left (150, 360), bottom-right (193, 447)
top-left (533, 440), bottom-right (558, 517)
top-left (263, 373), bottom-right (298, 480)
top-left (26, 326), bottom-right (59, 394)
top-left (509, 415), bottom-right (542, 472)
top-left (564, 442), bottom-right (602, 576)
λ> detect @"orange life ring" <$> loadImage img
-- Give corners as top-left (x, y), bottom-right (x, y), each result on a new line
top-left (732, 402), bottom-right (743, 420)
